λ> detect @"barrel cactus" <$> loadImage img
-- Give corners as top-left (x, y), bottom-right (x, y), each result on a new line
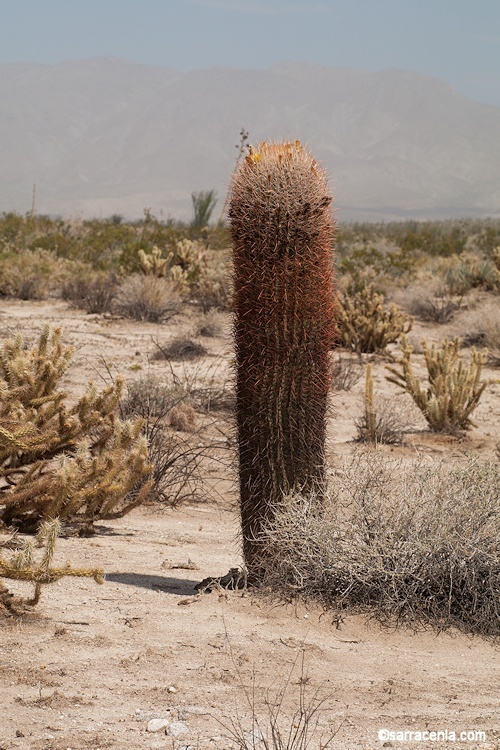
top-left (229, 140), bottom-right (336, 581)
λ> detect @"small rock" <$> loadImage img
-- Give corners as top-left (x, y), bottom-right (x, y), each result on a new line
top-left (167, 721), bottom-right (189, 738)
top-left (167, 685), bottom-right (177, 693)
top-left (178, 705), bottom-right (210, 720)
top-left (147, 718), bottom-right (170, 733)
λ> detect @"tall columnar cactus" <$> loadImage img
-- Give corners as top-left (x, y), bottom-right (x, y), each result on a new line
top-left (229, 141), bottom-right (336, 581)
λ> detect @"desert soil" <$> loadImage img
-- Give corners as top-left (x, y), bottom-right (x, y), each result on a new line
top-left (0, 299), bottom-right (499, 750)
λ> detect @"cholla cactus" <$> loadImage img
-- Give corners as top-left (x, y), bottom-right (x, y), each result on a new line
top-left (0, 326), bottom-right (151, 531)
top-left (138, 246), bottom-right (168, 277)
top-left (1, 519), bottom-right (104, 613)
top-left (229, 140), bottom-right (337, 581)
top-left (338, 284), bottom-right (412, 354)
top-left (386, 337), bottom-right (488, 434)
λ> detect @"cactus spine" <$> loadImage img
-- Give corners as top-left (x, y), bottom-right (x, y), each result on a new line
top-left (229, 141), bottom-right (336, 581)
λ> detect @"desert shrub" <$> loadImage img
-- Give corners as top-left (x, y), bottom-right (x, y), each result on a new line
top-left (461, 302), bottom-right (500, 366)
top-left (220, 653), bottom-right (339, 750)
top-left (331, 352), bottom-right (363, 391)
top-left (113, 275), bottom-right (181, 322)
top-left (62, 271), bottom-right (118, 313)
top-left (337, 284), bottom-right (412, 354)
top-left (195, 310), bottom-right (226, 338)
top-left (355, 364), bottom-right (405, 444)
top-left (337, 239), bottom-right (416, 291)
top-left (1, 520), bottom-right (103, 615)
top-left (0, 326), bottom-right (151, 532)
top-left (192, 261), bottom-right (233, 312)
top-left (443, 254), bottom-right (500, 295)
top-left (386, 337), bottom-right (488, 434)
top-left (190, 189), bottom-right (217, 231)
top-left (120, 376), bottom-right (206, 505)
top-left (0, 248), bottom-right (75, 300)
top-left (261, 454), bottom-right (500, 636)
top-left (407, 289), bottom-right (463, 324)
top-left (153, 337), bottom-right (208, 361)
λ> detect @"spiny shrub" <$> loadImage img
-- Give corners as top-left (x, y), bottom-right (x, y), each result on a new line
top-left (229, 140), bottom-right (336, 582)
top-left (386, 337), bottom-right (488, 434)
top-left (0, 326), bottom-right (151, 532)
top-left (338, 284), bottom-right (412, 354)
top-left (261, 453), bottom-right (500, 636)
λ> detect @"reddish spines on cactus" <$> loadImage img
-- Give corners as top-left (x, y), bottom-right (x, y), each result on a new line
top-left (229, 140), bottom-right (336, 580)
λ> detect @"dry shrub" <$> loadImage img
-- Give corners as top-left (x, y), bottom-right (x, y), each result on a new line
top-left (62, 271), bottom-right (118, 313)
top-left (331, 352), bottom-right (362, 391)
top-left (121, 376), bottom-right (206, 505)
top-left (195, 310), bottom-right (226, 338)
top-left (460, 301), bottom-right (500, 366)
top-left (192, 265), bottom-right (233, 312)
top-left (408, 290), bottom-right (463, 324)
top-left (113, 275), bottom-right (181, 322)
top-left (153, 336), bottom-right (208, 361)
top-left (168, 403), bottom-right (196, 432)
top-left (0, 248), bottom-right (74, 300)
top-left (262, 453), bottom-right (499, 636)
top-left (219, 653), bottom-right (339, 750)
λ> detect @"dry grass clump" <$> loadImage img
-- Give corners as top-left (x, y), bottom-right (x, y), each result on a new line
top-left (113, 275), bottom-right (181, 322)
top-left (62, 271), bottom-right (118, 314)
top-left (153, 336), bottom-right (208, 361)
top-left (261, 454), bottom-right (499, 636)
top-left (331, 352), bottom-right (363, 391)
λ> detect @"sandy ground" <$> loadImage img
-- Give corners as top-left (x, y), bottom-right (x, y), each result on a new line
top-left (0, 299), bottom-right (499, 750)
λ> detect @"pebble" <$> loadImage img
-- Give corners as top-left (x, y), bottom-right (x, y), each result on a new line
top-left (147, 718), bottom-right (170, 733)
top-left (178, 705), bottom-right (210, 720)
top-left (167, 721), bottom-right (189, 738)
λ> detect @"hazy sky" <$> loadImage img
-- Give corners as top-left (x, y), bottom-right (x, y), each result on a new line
top-left (1, 0), bottom-right (499, 106)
